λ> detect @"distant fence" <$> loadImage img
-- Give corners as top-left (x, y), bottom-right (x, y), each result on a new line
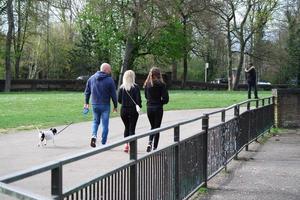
top-left (0, 79), bottom-right (86, 91)
top-left (0, 78), bottom-right (289, 92)
top-left (0, 97), bottom-right (274, 200)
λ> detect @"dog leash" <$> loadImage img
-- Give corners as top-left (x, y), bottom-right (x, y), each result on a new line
top-left (57, 122), bottom-right (73, 134)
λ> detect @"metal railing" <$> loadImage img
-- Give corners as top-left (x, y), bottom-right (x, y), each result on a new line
top-left (0, 97), bottom-right (275, 200)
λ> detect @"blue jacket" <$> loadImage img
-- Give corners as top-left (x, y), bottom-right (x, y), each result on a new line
top-left (84, 71), bottom-right (117, 108)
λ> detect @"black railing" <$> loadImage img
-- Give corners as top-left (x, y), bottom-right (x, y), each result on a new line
top-left (0, 97), bottom-right (274, 200)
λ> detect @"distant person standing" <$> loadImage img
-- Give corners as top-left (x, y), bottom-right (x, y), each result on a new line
top-left (84, 63), bottom-right (118, 148)
top-left (144, 67), bottom-right (169, 152)
top-left (245, 63), bottom-right (258, 99)
top-left (118, 70), bottom-right (142, 153)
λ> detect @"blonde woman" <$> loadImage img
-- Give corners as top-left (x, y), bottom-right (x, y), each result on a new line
top-left (144, 67), bottom-right (169, 152)
top-left (118, 70), bottom-right (142, 152)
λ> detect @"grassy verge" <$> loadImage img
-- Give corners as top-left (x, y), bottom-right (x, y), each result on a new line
top-left (0, 90), bottom-right (271, 133)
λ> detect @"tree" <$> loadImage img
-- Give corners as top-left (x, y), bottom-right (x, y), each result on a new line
top-left (231, 0), bottom-right (278, 89)
top-left (13, 0), bottom-right (31, 79)
top-left (79, 0), bottom-right (187, 88)
top-left (171, 0), bottom-right (207, 87)
top-left (286, 5), bottom-right (300, 85)
top-left (208, 0), bottom-right (235, 90)
top-left (69, 24), bottom-right (104, 76)
top-left (5, 0), bottom-right (14, 91)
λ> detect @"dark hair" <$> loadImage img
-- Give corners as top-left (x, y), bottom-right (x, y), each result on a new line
top-left (143, 67), bottom-right (165, 88)
top-left (249, 63), bottom-right (253, 66)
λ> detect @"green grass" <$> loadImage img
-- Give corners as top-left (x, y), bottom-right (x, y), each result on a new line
top-left (0, 90), bottom-right (271, 133)
top-left (163, 90), bottom-right (271, 110)
top-left (197, 187), bottom-right (208, 194)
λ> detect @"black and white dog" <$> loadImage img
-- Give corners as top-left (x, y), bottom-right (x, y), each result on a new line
top-left (37, 127), bottom-right (58, 146)
top-left (37, 122), bottom-right (72, 147)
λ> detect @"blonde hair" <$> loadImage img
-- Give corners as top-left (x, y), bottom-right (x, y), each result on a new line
top-left (120, 70), bottom-right (136, 91)
top-left (143, 67), bottom-right (164, 88)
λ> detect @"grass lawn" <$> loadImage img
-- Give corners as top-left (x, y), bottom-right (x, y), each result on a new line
top-left (0, 90), bottom-right (272, 133)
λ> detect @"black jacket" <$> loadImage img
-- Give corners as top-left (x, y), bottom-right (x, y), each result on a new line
top-left (118, 85), bottom-right (142, 108)
top-left (144, 81), bottom-right (169, 107)
top-left (246, 67), bottom-right (256, 83)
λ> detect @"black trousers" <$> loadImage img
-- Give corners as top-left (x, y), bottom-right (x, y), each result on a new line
top-left (247, 82), bottom-right (258, 99)
top-left (147, 106), bottom-right (163, 149)
top-left (121, 107), bottom-right (139, 138)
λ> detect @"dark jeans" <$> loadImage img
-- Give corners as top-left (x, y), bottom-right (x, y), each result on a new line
top-left (147, 106), bottom-right (163, 149)
top-left (120, 107), bottom-right (139, 138)
top-left (247, 82), bottom-right (258, 99)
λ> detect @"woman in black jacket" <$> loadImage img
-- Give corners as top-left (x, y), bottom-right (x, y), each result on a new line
top-left (118, 70), bottom-right (142, 153)
top-left (144, 67), bottom-right (169, 152)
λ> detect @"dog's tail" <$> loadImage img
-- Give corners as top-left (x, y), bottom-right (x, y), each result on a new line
top-left (36, 126), bottom-right (41, 133)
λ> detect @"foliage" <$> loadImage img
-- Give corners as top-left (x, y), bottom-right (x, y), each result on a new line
top-left (287, 11), bottom-right (300, 85)
top-left (73, 0), bottom-right (125, 73)
top-left (0, 0), bottom-right (295, 88)
top-left (68, 24), bottom-right (104, 77)
top-left (148, 19), bottom-right (185, 62)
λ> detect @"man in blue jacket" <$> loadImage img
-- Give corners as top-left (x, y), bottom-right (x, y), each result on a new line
top-left (84, 63), bottom-right (118, 147)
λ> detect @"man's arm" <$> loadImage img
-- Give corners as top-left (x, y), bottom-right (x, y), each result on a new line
top-left (245, 66), bottom-right (254, 72)
top-left (110, 78), bottom-right (118, 111)
top-left (84, 80), bottom-right (91, 108)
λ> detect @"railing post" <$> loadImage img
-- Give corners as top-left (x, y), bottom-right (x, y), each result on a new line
top-left (245, 102), bottom-right (251, 151)
top-left (272, 96), bottom-right (276, 129)
top-left (221, 110), bottom-right (227, 172)
top-left (51, 164), bottom-right (63, 199)
top-left (202, 114), bottom-right (209, 187)
top-left (234, 106), bottom-right (239, 159)
top-left (255, 99), bottom-right (260, 142)
top-left (247, 101), bottom-right (250, 110)
top-left (174, 125), bottom-right (180, 200)
top-left (221, 110), bottom-right (225, 123)
top-left (129, 139), bottom-right (137, 200)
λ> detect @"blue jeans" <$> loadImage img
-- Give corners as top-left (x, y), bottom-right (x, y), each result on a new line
top-left (92, 104), bottom-right (110, 144)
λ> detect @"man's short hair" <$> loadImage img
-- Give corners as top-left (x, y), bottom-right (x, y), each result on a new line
top-left (100, 63), bottom-right (110, 71)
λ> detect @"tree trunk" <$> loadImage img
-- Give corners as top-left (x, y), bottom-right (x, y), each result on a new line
top-left (14, 0), bottom-right (21, 79)
top-left (226, 20), bottom-right (233, 91)
top-left (171, 60), bottom-right (177, 81)
top-left (5, 0), bottom-right (14, 92)
top-left (14, 0), bottom-right (30, 79)
top-left (117, 16), bottom-right (138, 89)
top-left (298, 58), bottom-right (300, 86)
top-left (182, 18), bottom-right (188, 88)
top-left (233, 44), bottom-right (245, 90)
top-left (46, 1), bottom-right (50, 79)
top-left (182, 52), bottom-right (188, 87)
top-left (118, 40), bottom-right (136, 89)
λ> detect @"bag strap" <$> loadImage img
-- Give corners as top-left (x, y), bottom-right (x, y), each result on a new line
top-left (125, 89), bottom-right (137, 106)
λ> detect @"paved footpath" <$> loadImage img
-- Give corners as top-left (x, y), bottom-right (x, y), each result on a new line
top-left (0, 108), bottom-right (229, 199)
top-left (192, 129), bottom-right (300, 200)
top-left (2, 107), bottom-right (299, 200)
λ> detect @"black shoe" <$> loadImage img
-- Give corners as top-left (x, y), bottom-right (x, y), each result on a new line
top-left (146, 144), bottom-right (152, 152)
top-left (90, 138), bottom-right (96, 148)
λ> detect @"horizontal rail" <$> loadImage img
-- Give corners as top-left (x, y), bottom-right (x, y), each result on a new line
top-left (0, 161), bottom-right (60, 183)
top-left (0, 182), bottom-right (51, 200)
